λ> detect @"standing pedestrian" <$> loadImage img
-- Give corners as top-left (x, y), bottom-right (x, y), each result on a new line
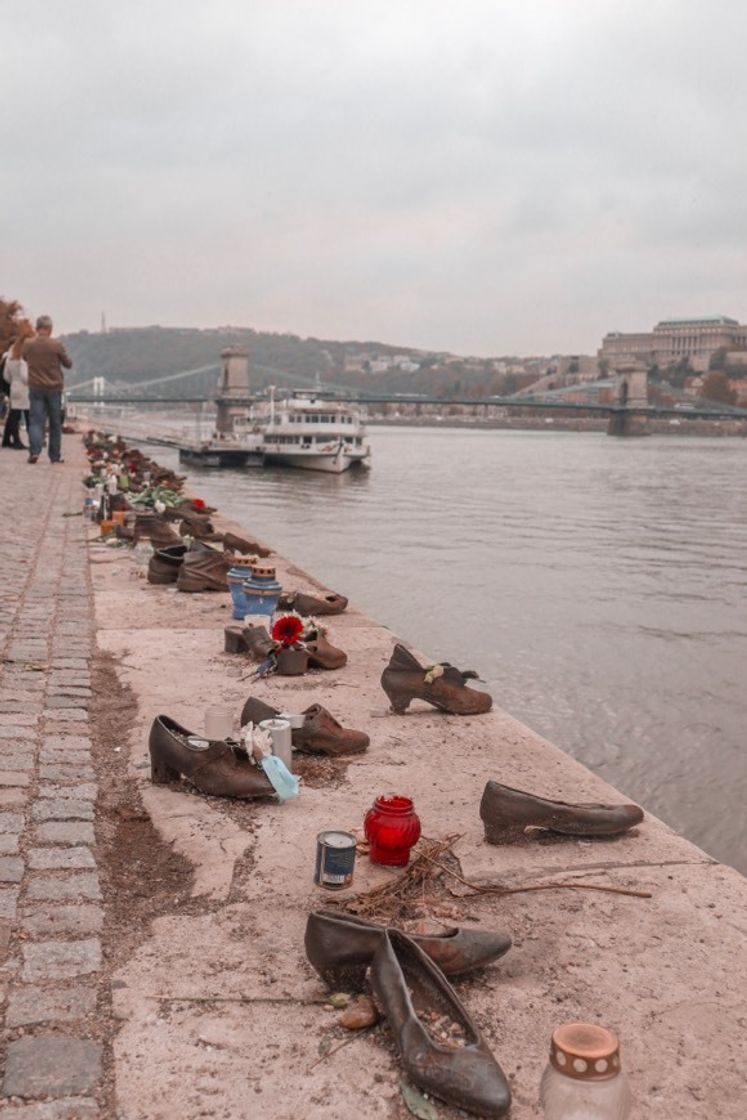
top-left (1, 320), bottom-right (34, 450)
top-left (22, 315), bottom-right (72, 464)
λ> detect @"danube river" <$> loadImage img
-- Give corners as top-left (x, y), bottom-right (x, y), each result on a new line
top-left (150, 427), bottom-right (747, 873)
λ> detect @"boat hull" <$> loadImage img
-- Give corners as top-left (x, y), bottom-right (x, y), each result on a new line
top-left (263, 449), bottom-right (366, 474)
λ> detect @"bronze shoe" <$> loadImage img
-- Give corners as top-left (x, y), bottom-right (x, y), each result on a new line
top-left (306, 635), bottom-right (347, 670)
top-left (381, 644), bottom-right (492, 716)
top-left (148, 715), bottom-right (274, 799)
top-left (371, 930), bottom-right (511, 1118)
top-left (148, 544), bottom-right (188, 585)
top-left (224, 623), bottom-right (276, 658)
top-left (278, 590), bottom-right (348, 616)
top-left (240, 698), bottom-right (369, 756)
top-left (145, 519), bottom-right (183, 549)
top-left (179, 519), bottom-right (222, 542)
top-left (305, 911), bottom-right (511, 992)
top-left (480, 780), bottom-right (644, 843)
top-left (176, 543), bottom-right (232, 592)
top-left (221, 531), bottom-right (271, 558)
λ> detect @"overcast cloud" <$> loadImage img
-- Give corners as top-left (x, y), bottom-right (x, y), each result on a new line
top-left (3, 0), bottom-right (747, 354)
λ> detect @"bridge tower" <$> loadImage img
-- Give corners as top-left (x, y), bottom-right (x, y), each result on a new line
top-left (607, 359), bottom-right (650, 436)
top-left (215, 347), bottom-right (250, 435)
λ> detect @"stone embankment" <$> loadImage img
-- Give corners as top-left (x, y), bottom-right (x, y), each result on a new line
top-left (0, 437), bottom-right (745, 1118)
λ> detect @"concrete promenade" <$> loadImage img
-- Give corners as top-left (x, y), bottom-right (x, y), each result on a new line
top-left (1, 434), bottom-right (746, 1118)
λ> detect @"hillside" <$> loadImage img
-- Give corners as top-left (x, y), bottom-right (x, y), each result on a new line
top-left (61, 326), bottom-right (540, 399)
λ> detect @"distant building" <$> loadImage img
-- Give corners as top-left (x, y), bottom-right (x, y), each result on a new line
top-left (600, 316), bottom-right (747, 372)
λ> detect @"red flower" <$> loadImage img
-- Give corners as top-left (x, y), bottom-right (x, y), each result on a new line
top-left (271, 615), bottom-right (304, 648)
top-left (192, 498), bottom-right (206, 509)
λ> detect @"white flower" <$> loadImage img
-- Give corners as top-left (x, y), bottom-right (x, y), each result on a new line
top-left (154, 500), bottom-right (166, 514)
top-left (424, 664), bottom-right (445, 684)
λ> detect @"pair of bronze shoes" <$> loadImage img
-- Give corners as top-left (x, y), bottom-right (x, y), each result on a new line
top-left (149, 715), bottom-right (274, 798)
top-left (305, 911), bottom-right (511, 1117)
top-left (480, 780), bottom-right (644, 843)
top-left (381, 643), bottom-right (492, 716)
top-left (240, 697), bottom-right (368, 756)
top-left (224, 623), bottom-right (348, 672)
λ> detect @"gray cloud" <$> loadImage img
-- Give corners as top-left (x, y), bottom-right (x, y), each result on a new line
top-left (3, 0), bottom-right (747, 353)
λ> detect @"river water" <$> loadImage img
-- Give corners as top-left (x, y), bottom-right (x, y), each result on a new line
top-left (147, 427), bottom-right (747, 873)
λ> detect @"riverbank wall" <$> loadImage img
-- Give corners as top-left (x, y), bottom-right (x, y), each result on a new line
top-left (1, 435), bottom-right (745, 1119)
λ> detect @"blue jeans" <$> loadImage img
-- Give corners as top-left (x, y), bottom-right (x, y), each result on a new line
top-left (29, 388), bottom-right (63, 461)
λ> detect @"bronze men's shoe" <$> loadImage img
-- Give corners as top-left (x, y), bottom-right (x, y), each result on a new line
top-left (179, 515), bottom-right (222, 542)
top-left (480, 780), bottom-right (644, 844)
top-left (278, 591), bottom-right (348, 616)
top-left (149, 715), bottom-right (275, 799)
top-left (306, 635), bottom-right (347, 670)
top-left (221, 531), bottom-right (271, 558)
top-left (146, 519), bottom-right (183, 549)
top-left (176, 543), bottom-right (232, 592)
top-left (381, 643), bottom-right (492, 716)
top-left (147, 544), bottom-right (188, 585)
top-left (305, 910), bottom-right (511, 992)
top-left (240, 698), bottom-right (369, 756)
top-left (371, 930), bottom-right (511, 1118)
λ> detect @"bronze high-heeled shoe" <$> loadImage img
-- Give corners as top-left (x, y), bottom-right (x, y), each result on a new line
top-left (305, 910), bottom-right (511, 992)
top-left (224, 623), bottom-right (276, 657)
top-left (381, 644), bottom-right (492, 715)
top-left (371, 930), bottom-right (511, 1118)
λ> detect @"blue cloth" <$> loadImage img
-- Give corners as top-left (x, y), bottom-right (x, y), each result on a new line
top-left (259, 755), bottom-right (300, 802)
top-left (29, 388), bottom-right (63, 461)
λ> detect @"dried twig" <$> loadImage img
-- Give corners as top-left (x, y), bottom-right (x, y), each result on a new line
top-left (154, 995), bottom-right (329, 1006)
top-left (416, 849), bottom-right (652, 900)
top-left (307, 1027), bottom-right (375, 1073)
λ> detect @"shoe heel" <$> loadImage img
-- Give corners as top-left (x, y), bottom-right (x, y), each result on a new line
top-left (150, 754), bottom-right (180, 784)
top-left (318, 964), bottom-right (368, 993)
top-left (381, 679), bottom-right (412, 714)
top-left (224, 627), bottom-right (247, 654)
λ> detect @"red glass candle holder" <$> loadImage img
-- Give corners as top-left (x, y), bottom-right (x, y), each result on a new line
top-left (364, 795), bottom-right (421, 867)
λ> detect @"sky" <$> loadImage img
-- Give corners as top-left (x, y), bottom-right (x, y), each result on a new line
top-left (3, 0), bottom-right (747, 356)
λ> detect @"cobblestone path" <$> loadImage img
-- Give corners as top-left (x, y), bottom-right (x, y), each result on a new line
top-left (0, 447), bottom-right (105, 1118)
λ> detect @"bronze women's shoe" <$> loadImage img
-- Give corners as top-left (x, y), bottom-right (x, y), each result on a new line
top-left (277, 591), bottom-right (348, 616)
top-left (381, 643), bottom-right (492, 716)
top-left (275, 647), bottom-right (308, 675)
top-left (371, 930), bottom-right (511, 1118)
top-left (176, 543), bottom-right (232, 592)
top-left (148, 715), bottom-right (275, 799)
top-left (305, 911), bottom-right (511, 992)
top-left (306, 635), bottom-right (347, 670)
top-left (224, 623), bottom-right (276, 658)
top-left (240, 699), bottom-right (369, 756)
top-left (479, 780), bottom-right (644, 844)
top-left (221, 531), bottom-right (271, 558)
top-left (147, 544), bottom-right (188, 585)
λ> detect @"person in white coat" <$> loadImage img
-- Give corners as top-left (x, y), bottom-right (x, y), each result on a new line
top-left (2, 321), bottom-right (33, 449)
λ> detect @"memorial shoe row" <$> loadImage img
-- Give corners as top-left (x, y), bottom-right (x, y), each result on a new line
top-left (83, 432), bottom-right (643, 1118)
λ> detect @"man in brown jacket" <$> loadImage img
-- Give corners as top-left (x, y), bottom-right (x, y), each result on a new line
top-left (22, 315), bottom-right (72, 464)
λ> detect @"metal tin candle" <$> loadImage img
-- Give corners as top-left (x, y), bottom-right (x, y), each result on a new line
top-left (364, 795), bottom-right (421, 867)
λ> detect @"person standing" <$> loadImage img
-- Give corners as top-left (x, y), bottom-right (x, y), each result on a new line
top-left (1, 320), bottom-right (33, 450)
top-left (22, 315), bottom-right (72, 464)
